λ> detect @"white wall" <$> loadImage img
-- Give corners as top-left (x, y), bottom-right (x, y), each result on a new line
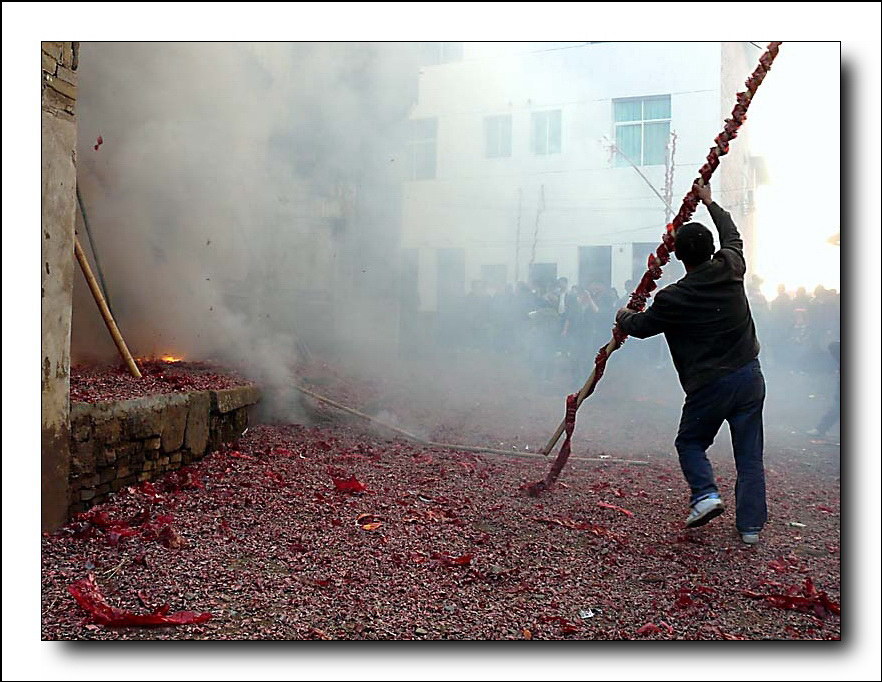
top-left (402, 42), bottom-right (744, 309)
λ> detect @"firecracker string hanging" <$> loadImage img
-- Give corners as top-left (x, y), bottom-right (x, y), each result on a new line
top-left (526, 41), bottom-right (782, 497)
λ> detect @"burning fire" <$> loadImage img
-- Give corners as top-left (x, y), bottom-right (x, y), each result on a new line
top-left (134, 354), bottom-right (185, 365)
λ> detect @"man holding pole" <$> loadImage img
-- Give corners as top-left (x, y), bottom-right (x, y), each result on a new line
top-left (615, 180), bottom-right (766, 545)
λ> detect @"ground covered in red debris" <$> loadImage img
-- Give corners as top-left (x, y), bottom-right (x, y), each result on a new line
top-left (69, 360), bottom-right (251, 403)
top-left (41, 420), bottom-right (840, 640)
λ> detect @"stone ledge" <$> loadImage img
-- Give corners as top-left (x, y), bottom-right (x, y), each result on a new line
top-left (67, 383), bottom-right (261, 519)
top-left (72, 391), bottom-right (191, 427)
top-left (210, 384), bottom-right (261, 414)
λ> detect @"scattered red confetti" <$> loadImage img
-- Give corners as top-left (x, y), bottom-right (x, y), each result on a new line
top-left (539, 615), bottom-right (579, 635)
top-left (534, 516), bottom-right (613, 541)
top-left (228, 451), bottom-right (257, 461)
top-left (42, 377), bottom-right (837, 643)
top-left (331, 475), bottom-right (366, 494)
top-left (742, 578), bottom-right (840, 618)
top-left (636, 623), bottom-right (663, 636)
top-left (432, 553), bottom-right (472, 567)
top-left (70, 361), bottom-right (249, 403)
top-left (68, 574), bottom-right (211, 627)
top-left (597, 501), bottom-right (634, 517)
top-left (675, 587), bottom-right (696, 609)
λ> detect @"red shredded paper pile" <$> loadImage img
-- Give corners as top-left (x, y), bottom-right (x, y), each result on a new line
top-left (742, 577), bottom-right (840, 619)
top-left (68, 574), bottom-right (212, 627)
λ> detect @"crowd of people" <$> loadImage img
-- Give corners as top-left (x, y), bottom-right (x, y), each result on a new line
top-left (746, 276), bottom-right (841, 372)
top-left (450, 276), bottom-right (630, 383)
top-left (438, 273), bottom-right (840, 385)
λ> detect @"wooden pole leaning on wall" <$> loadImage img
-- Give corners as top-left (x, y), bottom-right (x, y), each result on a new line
top-left (73, 234), bottom-right (142, 378)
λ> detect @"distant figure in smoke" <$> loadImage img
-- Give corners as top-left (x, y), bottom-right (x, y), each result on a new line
top-left (616, 180), bottom-right (766, 545)
top-left (768, 284), bottom-right (794, 367)
top-left (807, 340), bottom-right (840, 440)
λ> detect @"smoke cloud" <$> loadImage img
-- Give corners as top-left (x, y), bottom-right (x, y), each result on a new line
top-left (73, 42), bottom-right (421, 418)
top-left (71, 42), bottom-right (839, 458)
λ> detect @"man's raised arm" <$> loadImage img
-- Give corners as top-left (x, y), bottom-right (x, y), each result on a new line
top-left (694, 180), bottom-right (745, 272)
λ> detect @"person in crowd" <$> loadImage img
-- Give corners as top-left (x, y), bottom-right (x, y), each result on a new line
top-left (767, 284), bottom-right (794, 367)
top-left (807, 340), bottom-right (840, 441)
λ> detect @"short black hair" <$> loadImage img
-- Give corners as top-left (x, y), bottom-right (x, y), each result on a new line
top-left (674, 222), bottom-right (715, 266)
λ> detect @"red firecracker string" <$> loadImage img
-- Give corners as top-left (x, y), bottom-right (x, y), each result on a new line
top-left (528, 41), bottom-right (782, 495)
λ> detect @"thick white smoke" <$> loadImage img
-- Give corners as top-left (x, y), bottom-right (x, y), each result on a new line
top-left (72, 42), bottom-right (421, 418)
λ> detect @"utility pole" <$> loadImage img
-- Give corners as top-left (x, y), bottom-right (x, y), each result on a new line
top-left (528, 184), bottom-right (546, 278)
top-left (513, 188), bottom-right (523, 283)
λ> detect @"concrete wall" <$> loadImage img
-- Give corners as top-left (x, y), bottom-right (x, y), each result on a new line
top-left (41, 42), bottom-right (79, 531)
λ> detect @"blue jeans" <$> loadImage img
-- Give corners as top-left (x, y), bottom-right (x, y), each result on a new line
top-left (675, 359), bottom-right (767, 533)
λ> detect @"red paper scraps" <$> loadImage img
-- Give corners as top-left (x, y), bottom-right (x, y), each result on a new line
top-left (228, 451), bottom-right (257, 461)
top-left (331, 475), bottom-right (366, 494)
top-left (597, 501), bottom-right (634, 517)
top-left (742, 578), bottom-right (840, 618)
top-left (432, 553), bottom-right (472, 567)
top-left (636, 623), bottom-right (663, 636)
top-left (533, 516), bottom-right (610, 537)
top-left (68, 574), bottom-right (211, 627)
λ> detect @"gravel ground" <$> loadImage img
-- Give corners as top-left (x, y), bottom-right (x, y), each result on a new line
top-left (47, 349), bottom-right (840, 640)
top-left (42, 421), bottom-right (840, 640)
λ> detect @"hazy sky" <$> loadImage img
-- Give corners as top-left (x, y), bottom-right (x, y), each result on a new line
top-left (462, 41), bottom-right (841, 296)
top-left (746, 42), bottom-right (841, 296)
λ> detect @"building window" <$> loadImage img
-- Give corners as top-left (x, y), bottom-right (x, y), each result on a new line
top-left (419, 42), bottom-right (464, 66)
top-left (407, 118), bottom-right (437, 180)
top-left (484, 115), bottom-right (512, 158)
top-left (531, 110), bottom-right (561, 155)
top-left (613, 95), bottom-right (670, 166)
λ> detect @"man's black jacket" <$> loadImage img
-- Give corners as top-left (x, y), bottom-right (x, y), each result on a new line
top-left (616, 202), bottom-right (760, 394)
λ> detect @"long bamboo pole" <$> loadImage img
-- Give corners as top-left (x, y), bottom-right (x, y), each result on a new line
top-left (293, 383), bottom-right (647, 465)
top-left (74, 235), bottom-right (142, 378)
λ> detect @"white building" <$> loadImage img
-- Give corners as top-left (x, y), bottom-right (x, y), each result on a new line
top-left (401, 41), bottom-right (763, 315)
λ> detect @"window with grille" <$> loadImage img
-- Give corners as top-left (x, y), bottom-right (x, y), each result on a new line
top-left (613, 95), bottom-right (671, 166)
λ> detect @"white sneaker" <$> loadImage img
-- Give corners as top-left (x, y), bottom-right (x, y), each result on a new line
top-left (685, 497), bottom-right (725, 528)
top-left (741, 532), bottom-right (760, 545)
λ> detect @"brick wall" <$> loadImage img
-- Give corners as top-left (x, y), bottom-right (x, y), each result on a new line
top-left (41, 41), bottom-right (79, 119)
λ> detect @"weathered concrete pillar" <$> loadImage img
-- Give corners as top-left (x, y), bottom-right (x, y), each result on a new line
top-left (41, 41), bottom-right (78, 531)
